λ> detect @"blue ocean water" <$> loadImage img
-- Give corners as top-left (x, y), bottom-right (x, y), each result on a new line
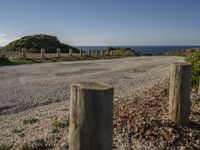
top-left (75, 46), bottom-right (200, 54)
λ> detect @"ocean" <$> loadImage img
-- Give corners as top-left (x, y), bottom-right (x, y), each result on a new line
top-left (75, 46), bottom-right (200, 54)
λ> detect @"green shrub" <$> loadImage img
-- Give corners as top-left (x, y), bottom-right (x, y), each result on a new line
top-left (186, 51), bottom-right (200, 89)
top-left (0, 144), bottom-right (11, 150)
top-left (23, 117), bottom-right (39, 125)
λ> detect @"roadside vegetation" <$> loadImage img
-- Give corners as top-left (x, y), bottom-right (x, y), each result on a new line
top-left (166, 48), bottom-right (200, 89)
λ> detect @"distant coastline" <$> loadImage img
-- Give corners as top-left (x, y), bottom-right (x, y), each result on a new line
top-left (76, 45), bottom-right (200, 54)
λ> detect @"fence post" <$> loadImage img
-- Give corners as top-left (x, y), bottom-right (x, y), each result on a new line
top-left (87, 50), bottom-right (91, 56)
top-left (69, 49), bottom-right (72, 56)
top-left (21, 48), bottom-right (26, 59)
top-left (198, 77), bottom-right (200, 94)
top-left (41, 48), bottom-right (45, 58)
top-left (57, 48), bottom-right (61, 58)
top-left (95, 50), bottom-right (98, 57)
top-left (101, 50), bottom-right (104, 57)
top-left (169, 63), bottom-right (192, 126)
top-left (110, 50), bottom-right (113, 56)
top-left (79, 49), bottom-right (83, 57)
top-left (69, 82), bottom-right (113, 150)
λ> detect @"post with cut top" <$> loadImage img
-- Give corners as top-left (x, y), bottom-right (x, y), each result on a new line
top-left (101, 50), bottom-right (104, 57)
top-left (95, 50), bottom-right (98, 57)
top-left (41, 48), bottom-right (45, 58)
top-left (79, 49), bottom-right (83, 57)
top-left (110, 50), bottom-right (113, 56)
top-left (69, 49), bottom-right (72, 56)
top-left (169, 63), bottom-right (192, 126)
top-left (87, 50), bottom-right (91, 56)
top-left (57, 48), bottom-right (61, 58)
top-left (69, 82), bottom-right (114, 150)
top-left (22, 48), bottom-right (26, 59)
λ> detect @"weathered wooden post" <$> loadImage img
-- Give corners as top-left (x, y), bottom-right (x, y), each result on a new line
top-left (57, 48), bottom-right (61, 58)
top-left (87, 50), bottom-right (91, 56)
top-left (69, 82), bottom-right (114, 150)
top-left (41, 48), bottom-right (45, 58)
top-left (79, 49), bottom-right (83, 57)
top-left (95, 50), bottom-right (98, 57)
top-left (110, 50), bottom-right (113, 56)
top-left (107, 50), bottom-right (110, 56)
top-left (69, 49), bottom-right (72, 56)
top-left (101, 50), bottom-right (104, 57)
top-left (169, 63), bottom-right (192, 126)
top-left (22, 48), bottom-right (26, 59)
top-left (198, 77), bottom-right (200, 94)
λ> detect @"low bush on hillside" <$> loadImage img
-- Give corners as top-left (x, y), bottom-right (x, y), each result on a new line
top-left (186, 51), bottom-right (200, 89)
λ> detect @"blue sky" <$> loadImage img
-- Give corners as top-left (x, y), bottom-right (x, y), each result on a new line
top-left (0, 0), bottom-right (200, 46)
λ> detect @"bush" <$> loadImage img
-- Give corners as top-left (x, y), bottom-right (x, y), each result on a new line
top-left (186, 51), bottom-right (200, 89)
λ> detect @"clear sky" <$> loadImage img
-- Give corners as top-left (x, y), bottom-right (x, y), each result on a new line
top-left (0, 0), bottom-right (200, 46)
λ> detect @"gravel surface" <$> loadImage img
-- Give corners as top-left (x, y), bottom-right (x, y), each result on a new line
top-left (0, 56), bottom-right (184, 115)
top-left (0, 56), bottom-right (186, 149)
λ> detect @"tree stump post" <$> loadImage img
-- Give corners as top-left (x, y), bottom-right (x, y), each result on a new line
top-left (95, 50), bottom-right (98, 57)
top-left (69, 49), bottom-right (72, 56)
top-left (169, 63), bottom-right (192, 126)
top-left (22, 48), bottom-right (26, 59)
top-left (101, 50), bottom-right (104, 57)
top-left (87, 50), bottom-right (91, 56)
top-left (57, 48), bottom-right (61, 58)
top-left (69, 82), bottom-right (114, 150)
top-left (41, 48), bottom-right (45, 58)
top-left (79, 49), bottom-right (83, 57)
top-left (110, 50), bottom-right (113, 56)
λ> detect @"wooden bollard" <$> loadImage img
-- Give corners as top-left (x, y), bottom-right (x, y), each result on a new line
top-left (69, 82), bottom-right (113, 150)
top-left (110, 50), bottom-right (113, 56)
top-left (101, 50), bottom-right (104, 57)
top-left (69, 49), bottom-right (72, 56)
top-left (41, 48), bottom-right (45, 58)
top-left (22, 48), bottom-right (26, 59)
top-left (198, 77), bottom-right (200, 94)
top-left (87, 50), bottom-right (91, 56)
top-left (79, 49), bottom-right (83, 57)
top-left (57, 48), bottom-right (61, 57)
top-left (169, 63), bottom-right (192, 126)
top-left (95, 50), bottom-right (98, 57)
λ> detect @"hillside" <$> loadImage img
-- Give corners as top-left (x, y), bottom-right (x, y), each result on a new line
top-left (4, 34), bottom-right (79, 53)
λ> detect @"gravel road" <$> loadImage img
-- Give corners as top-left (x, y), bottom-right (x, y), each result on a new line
top-left (0, 56), bottom-right (184, 115)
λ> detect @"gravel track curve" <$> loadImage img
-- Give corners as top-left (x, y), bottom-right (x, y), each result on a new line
top-left (0, 56), bottom-right (184, 115)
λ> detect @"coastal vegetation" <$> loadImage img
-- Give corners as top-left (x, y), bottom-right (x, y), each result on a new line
top-left (3, 34), bottom-right (79, 53)
top-left (186, 50), bottom-right (200, 89)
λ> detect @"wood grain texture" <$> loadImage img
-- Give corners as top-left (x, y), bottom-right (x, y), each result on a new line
top-left (69, 82), bottom-right (113, 150)
top-left (169, 63), bottom-right (192, 126)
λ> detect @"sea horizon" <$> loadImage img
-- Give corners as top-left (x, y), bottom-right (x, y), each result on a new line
top-left (75, 45), bottom-right (200, 54)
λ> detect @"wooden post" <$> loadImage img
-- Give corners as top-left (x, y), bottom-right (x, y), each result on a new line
top-left (69, 82), bottom-right (114, 150)
top-left (169, 63), bottom-right (192, 126)
top-left (41, 48), bottom-right (45, 58)
top-left (57, 48), bottom-right (61, 58)
top-left (198, 77), bottom-right (200, 94)
top-left (22, 48), bottom-right (26, 59)
top-left (95, 50), bottom-right (98, 57)
top-left (110, 50), bottom-right (113, 56)
top-left (87, 50), bottom-right (91, 56)
top-left (69, 49), bottom-right (72, 56)
top-left (101, 50), bottom-right (104, 57)
top-left (79, 49), bottom-right (83, 57)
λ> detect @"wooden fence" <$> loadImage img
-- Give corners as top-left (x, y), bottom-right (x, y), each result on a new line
top-left (0, 48), bottom-right (134, 60)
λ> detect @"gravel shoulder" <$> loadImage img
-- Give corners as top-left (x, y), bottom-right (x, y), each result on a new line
top-left (0, 56), bottom-right (186, 149)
